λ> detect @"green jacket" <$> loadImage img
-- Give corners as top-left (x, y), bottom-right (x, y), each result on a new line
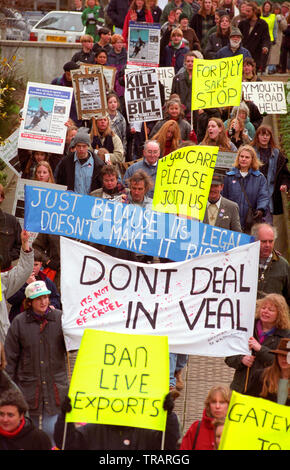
top-left (82, 6), bottom-right (104, 41)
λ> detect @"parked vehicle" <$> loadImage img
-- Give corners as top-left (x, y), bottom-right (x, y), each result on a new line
top-left (29, 10), bottom-right (85, 43)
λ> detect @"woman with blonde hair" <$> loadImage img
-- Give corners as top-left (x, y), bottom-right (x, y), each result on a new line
top-left (34, 161), bottom-right (55, 184)
top-left (91, 114), bottom-right (124, 168)
top-left (201, 117), bottom-right (237, 151)
top-left (152, 120), bottom-right (181, 157)
top-left (180, 385), bottom-right (231, 450)
top-left (222, 144), bottom-right (269, 232)
top-left (225, 293), bottom-right (290, 393)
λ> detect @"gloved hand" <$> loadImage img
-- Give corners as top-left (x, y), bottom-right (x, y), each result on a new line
top-left (61, 396), bottom-right (72, 415)
top-left (163, 392), bottom-right (175, 414)
top-left (253, 210), bottom-right (263, 219)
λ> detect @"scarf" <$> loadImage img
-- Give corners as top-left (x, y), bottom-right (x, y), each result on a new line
top-left (0, 416), bottom-right (25, 438)
top-left (31, 309), bottom-right (49, 332)
top-left (256, 319), bottom-right (276, 344)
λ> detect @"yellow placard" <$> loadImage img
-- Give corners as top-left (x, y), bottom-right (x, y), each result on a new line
top-left (0, 275), bottom-right (2, 301)
top-left (191, 55), bottom-right (243, 110)
top-left (152, 145), bottom-right (218, 220)
top-left (66, 330), bottom-right (169, 431)
top-left (219, 391), bottom-right (290, 450)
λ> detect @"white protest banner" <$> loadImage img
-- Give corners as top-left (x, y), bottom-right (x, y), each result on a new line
top-left (242, 81), bottom-right (287, 114)
top-left (18, 82), bottom-right (73, 154)
top-left (0, 128), bottom-right (22, 176)
top-left (128, 22), bottom-right (161, 67)
top-left (61, 237), bottom-right (259, 354)
top-left (125, 68), bottom-right (163, 124)
top-left (157, 67), bottom-right (175, 101)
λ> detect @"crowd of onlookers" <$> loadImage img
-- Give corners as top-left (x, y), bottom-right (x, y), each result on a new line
top-left (0, 0), bottom-right (289, 451)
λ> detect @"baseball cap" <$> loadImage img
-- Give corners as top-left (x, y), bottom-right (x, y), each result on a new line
top-left (25, 281), bottom-right (51, 300)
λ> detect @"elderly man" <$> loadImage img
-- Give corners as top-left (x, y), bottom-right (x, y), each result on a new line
top-left (251, 223), bottom-right (290, 304)
top-left (216, 27), bottom-right (252, 59)
top-left (203, 173), bottom-right (242, 232)
top-left (123, 140), bottom-right (160, 198)
top-left (56, 128), bottom-right (104, 194)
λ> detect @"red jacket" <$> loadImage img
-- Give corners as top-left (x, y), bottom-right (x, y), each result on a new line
top-left (180, 409), bottom-right (215, 450)
top-left (122, 9), bottom-right (153, 47)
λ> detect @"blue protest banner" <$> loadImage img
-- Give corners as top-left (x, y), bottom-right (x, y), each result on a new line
top-left (24, 186), bottom-right (254, 261)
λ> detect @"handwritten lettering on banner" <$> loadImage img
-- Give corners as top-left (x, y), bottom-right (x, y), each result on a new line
top-left (24, 186), bottom-right (254, 261)
top-left (242, 81), bottom-right (287, 114)
top-left (219, 391), bottom-right (290, 450)
top-left (66, 330), bottom-right (169, 430)
top-left (191, 55), bottom-right (243, 110)
top-left (60, 237), bottom-right (259, 353)
top-left (152, 145), bottom-right (218, 220)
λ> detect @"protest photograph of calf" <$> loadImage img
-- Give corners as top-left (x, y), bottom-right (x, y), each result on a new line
top-left (0, 0), bottom-right (289, 456)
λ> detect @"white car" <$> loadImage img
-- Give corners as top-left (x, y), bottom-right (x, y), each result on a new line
top-left (29, 11), bottom-right (86, 43)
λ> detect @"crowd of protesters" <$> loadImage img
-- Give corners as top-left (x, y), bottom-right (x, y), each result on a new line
top-left (0, 0), bottom-right (289, 451)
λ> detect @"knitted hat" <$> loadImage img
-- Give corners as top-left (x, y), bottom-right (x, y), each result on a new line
top-left (74, 128), bottom-right (91, 146)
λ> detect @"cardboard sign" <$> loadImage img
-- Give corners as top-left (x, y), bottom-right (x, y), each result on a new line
top-left (152, 145), bottom-right (218, 220)
top-left (242, 81), bottom-right (287, 114)
top-left (71, 69), bottom-right (107, 120)
top-left (125, 68), bottom-right (163, 124)
top-left (219, 391), bottom-right (290, 450)
top-left (192, 56), bottom-right (243, 110)
top-left (66, 329), bottom-right (169, 431)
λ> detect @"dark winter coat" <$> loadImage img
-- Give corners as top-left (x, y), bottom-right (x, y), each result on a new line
top-left (0, 417), bottom-right (52, 450)
top-left (162, 42), bottom-right (190, 73)
top-left (0, 209), bottom-right (21, 270)
top-left (204, 32), bottom-right (230, 59)
top-left (238, 17), bottom-right (271, 68)
top-left (56, 150), bottom-right (104, 192)
top-left (222, 167), bottom-right (269, 229)
top-left (225, 320), bottom-right (290, 393)
top-left (4, 308), bottom-right (68, 417)
top-left (54, 411), bottom-right (180, 450)
top-left (254, 146), bottom-right (290, 215)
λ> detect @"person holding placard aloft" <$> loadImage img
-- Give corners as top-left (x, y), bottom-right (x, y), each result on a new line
top-left (122, 0), bottom-right (154, 48)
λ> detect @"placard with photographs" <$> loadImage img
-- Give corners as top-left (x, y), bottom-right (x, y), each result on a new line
top-left (71, 69), bottom-right (107, 120)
